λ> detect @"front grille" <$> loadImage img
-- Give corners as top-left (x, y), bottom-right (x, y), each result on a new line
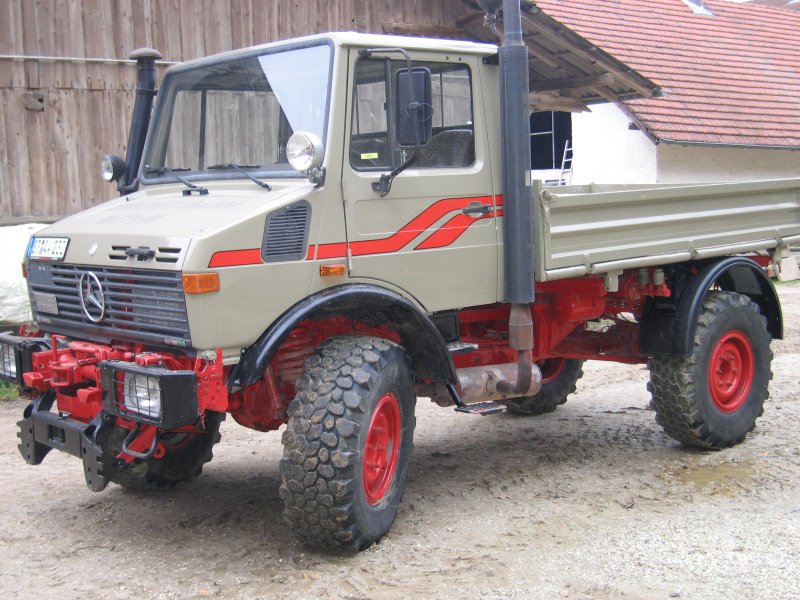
top-left (27, 264), bottom-right (191, 347)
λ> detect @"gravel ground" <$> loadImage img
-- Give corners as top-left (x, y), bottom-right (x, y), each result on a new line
top-left (1, 283), bottom-right (799, 600)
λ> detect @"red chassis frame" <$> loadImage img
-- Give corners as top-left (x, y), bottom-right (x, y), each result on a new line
top-left (18, 269), bottom-right (669, 441)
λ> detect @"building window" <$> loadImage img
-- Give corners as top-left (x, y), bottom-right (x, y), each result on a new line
top-left (530, 111), bottom-right (572, 170)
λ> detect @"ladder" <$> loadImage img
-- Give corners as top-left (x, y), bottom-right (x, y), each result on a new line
top-left (559, 140), bottom-right (573, 185)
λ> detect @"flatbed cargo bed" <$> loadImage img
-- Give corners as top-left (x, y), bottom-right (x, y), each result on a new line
top-left (535, 178), bottom-right (800, 281)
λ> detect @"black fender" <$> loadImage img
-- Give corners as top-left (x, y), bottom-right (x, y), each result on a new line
top-left (228, 284), bottom-right (456, 388)
top-left (641, 257), bottom-right (783, 357)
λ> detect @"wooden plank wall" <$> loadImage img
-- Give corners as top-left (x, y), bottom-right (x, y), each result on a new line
top-left (0, 0), bottom-right (469, 222)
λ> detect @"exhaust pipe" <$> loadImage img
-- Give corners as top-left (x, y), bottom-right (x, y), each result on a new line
top-left (456, 358), bottom-right (542, 404)
top-left (495, 0), bottom-right (534, 305)
top-left (481, 0), bottom-right (537, 397)
top-left (420, 357), bottom-right (542, 407)
top-left (120, 47), bottom-right (162, 194)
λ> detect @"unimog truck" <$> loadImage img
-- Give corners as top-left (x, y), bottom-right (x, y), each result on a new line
top-left (4, 1), bottom-right (800, 550)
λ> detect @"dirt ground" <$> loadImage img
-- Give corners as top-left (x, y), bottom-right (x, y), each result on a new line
top-left (2, 284), bottom-right (799, 600)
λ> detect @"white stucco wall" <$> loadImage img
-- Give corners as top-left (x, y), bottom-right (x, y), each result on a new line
top-left (656, 143), bottom-right (800, 183)
top-left (570, 103), bottom-right (657, 184)
top-left (569, 103), bottom-right (800, 185)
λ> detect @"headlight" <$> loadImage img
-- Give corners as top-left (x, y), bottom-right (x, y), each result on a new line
top-left (123, 372), bottom-right (162, 419)
top-left (286, 132), bottom-right (324, 173)
top-left (0, 334), bottom-right (49, 385)
top-left (101, 361), bottom-right (199, 429)
top-left (0, 341), bottom-right (16, 381)
top-left (100, 154), bottom-right (126, 183)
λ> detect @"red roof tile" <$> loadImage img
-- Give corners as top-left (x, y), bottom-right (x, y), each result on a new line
top-left (534, 0), bottom-right (800, 147)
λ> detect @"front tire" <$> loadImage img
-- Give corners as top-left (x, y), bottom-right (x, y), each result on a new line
top-left (648, 291), bottom-right (771, 449)
top-left (280, 336), bottom-right (416, 550)
top-left (103, 411), bottom-right (224, 490)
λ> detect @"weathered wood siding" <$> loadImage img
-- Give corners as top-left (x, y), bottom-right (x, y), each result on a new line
top-left (0, 0), bottom-right (467, 222)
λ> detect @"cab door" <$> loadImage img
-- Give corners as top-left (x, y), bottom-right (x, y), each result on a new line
top-left (338, 49), bottom-right (499, 312)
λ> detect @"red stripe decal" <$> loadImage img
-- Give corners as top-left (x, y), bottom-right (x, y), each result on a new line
top-left (414, 212), bottom-right (494, 250)
top-left (316, 195), bottom-right (494, 259)
top-left (212, 195), bottom-right (502, 266)
top-left (208, 248), bottom-right (262, 268)
top-left (317, 242), bottom-right (348, 260)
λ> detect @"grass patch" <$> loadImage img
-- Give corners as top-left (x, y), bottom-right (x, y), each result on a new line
top-left (0, 379), bottom-right (19, 401)
top-left (773, 279), bottom-right (800, 288)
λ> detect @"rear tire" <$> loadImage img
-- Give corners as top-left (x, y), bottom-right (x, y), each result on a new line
top-left (103, 411), bottom-right (224, 490)
top-left (279, 336), bottom-right (416, 551)
top-left (502, 358), bottom-right (584, 415)
top-left (648, 291), bottom-right (771, 449)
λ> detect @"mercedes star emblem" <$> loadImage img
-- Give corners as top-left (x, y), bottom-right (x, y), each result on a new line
top-left (78, 271), bottom-right (106, 323)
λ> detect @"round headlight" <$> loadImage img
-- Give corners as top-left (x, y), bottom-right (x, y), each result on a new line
top-left (286, 132), bottom-right (324, 173)
top-left (100, 154), bottom-right (126, 183)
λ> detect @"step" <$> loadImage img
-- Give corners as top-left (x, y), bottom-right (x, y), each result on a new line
top-left (447, 341), bottom-right (479, 355)
top-left (454, 401), bottom-right (506, 416)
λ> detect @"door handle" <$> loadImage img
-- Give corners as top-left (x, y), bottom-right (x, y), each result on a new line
top-left (461, 203), bottom-right (492, 215)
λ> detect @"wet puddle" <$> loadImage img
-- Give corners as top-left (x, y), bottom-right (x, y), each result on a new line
top-left (667, 461), bottom-right (756, 496)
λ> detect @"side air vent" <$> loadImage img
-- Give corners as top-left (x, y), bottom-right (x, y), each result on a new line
top-left (109, 245), bottom-right (131, 260)
top-left (262, 201), bottom-right (311, 263)
top-left (156, 247), bottom-right (182, 263)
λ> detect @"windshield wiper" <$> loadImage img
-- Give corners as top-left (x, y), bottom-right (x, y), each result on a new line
top-left (206, 163), bottom-right (272, 190)
top-left (146, 166), bottom-right (209, 196)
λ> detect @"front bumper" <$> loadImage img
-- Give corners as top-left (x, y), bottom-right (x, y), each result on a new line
top-left (17, 391), bottom-right (116, 491)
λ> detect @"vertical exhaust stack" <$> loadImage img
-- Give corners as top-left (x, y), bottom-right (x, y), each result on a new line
top-left (482, 0), bottom-right (536, 396)
top-left (480, 0), bottom-right (535, 305)
top-left (120, 48), bottom-right (162, 194)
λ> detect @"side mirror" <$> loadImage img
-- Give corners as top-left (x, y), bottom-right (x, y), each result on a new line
top-left (395, 67), bottom-right (432, 147)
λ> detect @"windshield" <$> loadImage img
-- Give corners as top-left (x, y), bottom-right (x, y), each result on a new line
top-left (142, 42), bottom-right (332, 182)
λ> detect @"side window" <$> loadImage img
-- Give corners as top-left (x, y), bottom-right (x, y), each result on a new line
top-left (350, 58), bottom-right (474, 171)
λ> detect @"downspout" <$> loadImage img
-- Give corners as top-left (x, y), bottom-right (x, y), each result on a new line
top-left (481, 0), bottom-right (536, 395)
top-left (119, 47), bottom-right (162, 195)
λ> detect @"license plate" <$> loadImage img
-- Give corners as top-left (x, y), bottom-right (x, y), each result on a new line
top-left (32, 292), bottom-right (59, 315)
top-left (27, 237), bottom-right (69, 261)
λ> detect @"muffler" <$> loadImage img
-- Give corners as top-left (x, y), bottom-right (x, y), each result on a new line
top-left (421, 358), bottom-right (542, 407)
top-left (456, 358), bottom-right (542, 404)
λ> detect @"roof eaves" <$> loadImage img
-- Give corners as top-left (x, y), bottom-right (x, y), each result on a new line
top-left (615, 102), bottom-right (661, 145)
top-left (654, 138), bottom-right (800, 151)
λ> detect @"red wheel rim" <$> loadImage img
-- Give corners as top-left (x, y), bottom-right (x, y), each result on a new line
top-left (539, 358), bottom-right (567, 385)
top-left (708, 330), bottom-right (754, 413)
top-left (362, 392), bottom-right (402, 505)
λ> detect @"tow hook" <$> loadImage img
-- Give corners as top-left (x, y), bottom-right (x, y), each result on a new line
top-left (120, 423), bottom-right (161, 460)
